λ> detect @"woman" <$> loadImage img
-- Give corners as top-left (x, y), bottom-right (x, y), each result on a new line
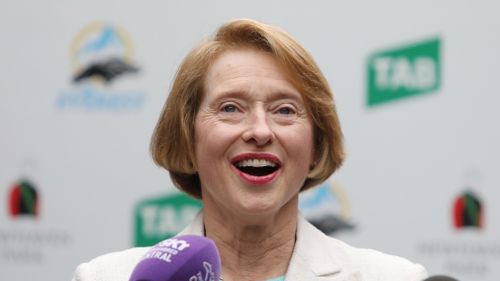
top-left (72, 19), bottom-right (427, 281)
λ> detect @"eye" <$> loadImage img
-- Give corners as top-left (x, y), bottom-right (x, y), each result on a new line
top-left (221, 104), bottom-right (238, 113)
top-left (276, 106), bottom-right (296, 115)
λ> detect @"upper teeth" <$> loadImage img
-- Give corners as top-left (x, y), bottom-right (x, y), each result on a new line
top-left (236, 159), bottom-right (276, 168)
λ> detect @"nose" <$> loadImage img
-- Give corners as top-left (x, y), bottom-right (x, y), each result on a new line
top-left (241, 108), bottom-right (274, 146)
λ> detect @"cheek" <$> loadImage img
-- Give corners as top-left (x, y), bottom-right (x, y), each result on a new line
top-left (194, 119), bottom-right (239, 165)
top-left (279, 124), bottom-right (314, 160)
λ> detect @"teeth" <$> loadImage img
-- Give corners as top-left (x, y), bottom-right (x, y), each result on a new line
top-left (236, 159), bottom-right (276, 168)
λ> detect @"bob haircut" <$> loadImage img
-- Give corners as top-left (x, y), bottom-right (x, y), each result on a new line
top-left (151, 18), bottom-right (344, 199)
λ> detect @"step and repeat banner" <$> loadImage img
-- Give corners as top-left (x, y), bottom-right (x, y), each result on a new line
top-left (1, 1), bottom-right (499, 280)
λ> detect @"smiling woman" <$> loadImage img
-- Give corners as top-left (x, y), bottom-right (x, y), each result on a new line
top-left (71, 19), bottom-right (428, 281)
top-left (195, 48), bottom-right (314, 223)
top-left (150, 20), bottom-right (347, 203)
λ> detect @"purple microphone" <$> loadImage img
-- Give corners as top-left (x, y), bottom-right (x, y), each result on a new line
top-left (129, 235), bottom-right (221, 281)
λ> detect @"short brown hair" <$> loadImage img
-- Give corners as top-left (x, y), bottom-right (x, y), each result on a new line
top-left (151, 18), bottom-right (344, 199)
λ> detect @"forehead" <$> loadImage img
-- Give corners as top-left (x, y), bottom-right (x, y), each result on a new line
top-left (203, 48), bottom-right (301, 100)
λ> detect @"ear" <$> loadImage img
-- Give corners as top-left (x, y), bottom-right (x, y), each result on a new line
top-left (189, 153), bottom-right (198, 173)
top-left (309, 162), bottom-right (316, 171)
top-left (309, 142), bottom-right (317, 170)
top-left (308, 151), bottom-right (318, 176)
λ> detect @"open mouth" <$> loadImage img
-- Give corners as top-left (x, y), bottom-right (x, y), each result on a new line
top-left (233, 159), bottom-right (280, 177)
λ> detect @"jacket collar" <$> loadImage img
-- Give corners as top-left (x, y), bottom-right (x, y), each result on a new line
top-left (285, 215), bottom-right (361, 281)
top-left (178, 211), bottom-right (204, 236)
top-left (178, 211), bottom-right (361, 281)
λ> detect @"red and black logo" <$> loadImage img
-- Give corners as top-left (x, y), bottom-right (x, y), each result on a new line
top-left (8, 180), bottom-right (39, 217)
top-left (453, 191), bottom-right (482, 229)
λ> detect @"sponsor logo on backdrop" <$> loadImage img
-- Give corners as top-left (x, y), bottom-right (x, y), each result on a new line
top-left (416, 183), bottom-right (499, 279)
top-left (56, 22), bottom-right (145, 110)
top-left (299, 181), bottom-right (355, 235)
top-left (1, 178), bottom-right (72, 264)
top-left (8, 179), bottom-right (39, 218)
top-left (453, 191), bottom-right (483, 229)
top-left (134, 193), bottom-right (202, 246)
top-left (367, 37), bottom-right (441, 106)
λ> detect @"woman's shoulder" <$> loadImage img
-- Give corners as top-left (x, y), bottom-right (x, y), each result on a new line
top-left (296, 216), bottom-right (427, 280)
top-left (321, 233), bottom-right (417, 264)
top-left (71, 247), bottom-right (150, 281)
top-left (330, 238), bottom-right (427, 279)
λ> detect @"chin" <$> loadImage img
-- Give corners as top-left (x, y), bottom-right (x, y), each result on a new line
top-left (237, 198), bottom-right (289, 217)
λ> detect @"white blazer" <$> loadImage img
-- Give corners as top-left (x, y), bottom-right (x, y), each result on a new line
top-left (71, 212), bottom-right (427, 281)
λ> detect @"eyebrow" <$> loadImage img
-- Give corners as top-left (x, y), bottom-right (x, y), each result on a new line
top-left (211, 88), bottom-right (304, 103)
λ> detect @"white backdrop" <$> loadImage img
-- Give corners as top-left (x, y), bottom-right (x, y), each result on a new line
top-left (1, 1), bottom-right (499, 280)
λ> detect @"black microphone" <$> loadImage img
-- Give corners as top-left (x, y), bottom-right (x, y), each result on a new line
top-left (422, 275), bottom-right (459, 281)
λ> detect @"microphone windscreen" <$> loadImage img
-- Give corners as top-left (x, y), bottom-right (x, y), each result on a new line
top-left (129, 235), bottom-right (221, 281)
top-left (422, 275), bottom-right (459, 281)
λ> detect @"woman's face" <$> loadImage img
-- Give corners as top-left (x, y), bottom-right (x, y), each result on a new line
top-left (194, 48), bottom-right (314, 218)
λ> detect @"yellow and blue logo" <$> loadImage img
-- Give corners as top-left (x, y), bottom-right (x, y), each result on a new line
top-left (57, 22), bottom-right (145, 110)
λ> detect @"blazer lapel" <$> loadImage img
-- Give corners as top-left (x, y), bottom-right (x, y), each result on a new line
top-left (178, 211), bottom-right (204, 236)
top-left (284, 215), bottom-right (362, 281)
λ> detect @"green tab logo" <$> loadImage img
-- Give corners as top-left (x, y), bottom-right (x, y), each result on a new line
top-left (367, 37), bottom-right (441, 106)
top-left (134, 192), bottom-right (202, 246)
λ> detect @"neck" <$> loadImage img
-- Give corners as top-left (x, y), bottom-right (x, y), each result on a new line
top-left (203, 198), bottom-right (298, 281)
